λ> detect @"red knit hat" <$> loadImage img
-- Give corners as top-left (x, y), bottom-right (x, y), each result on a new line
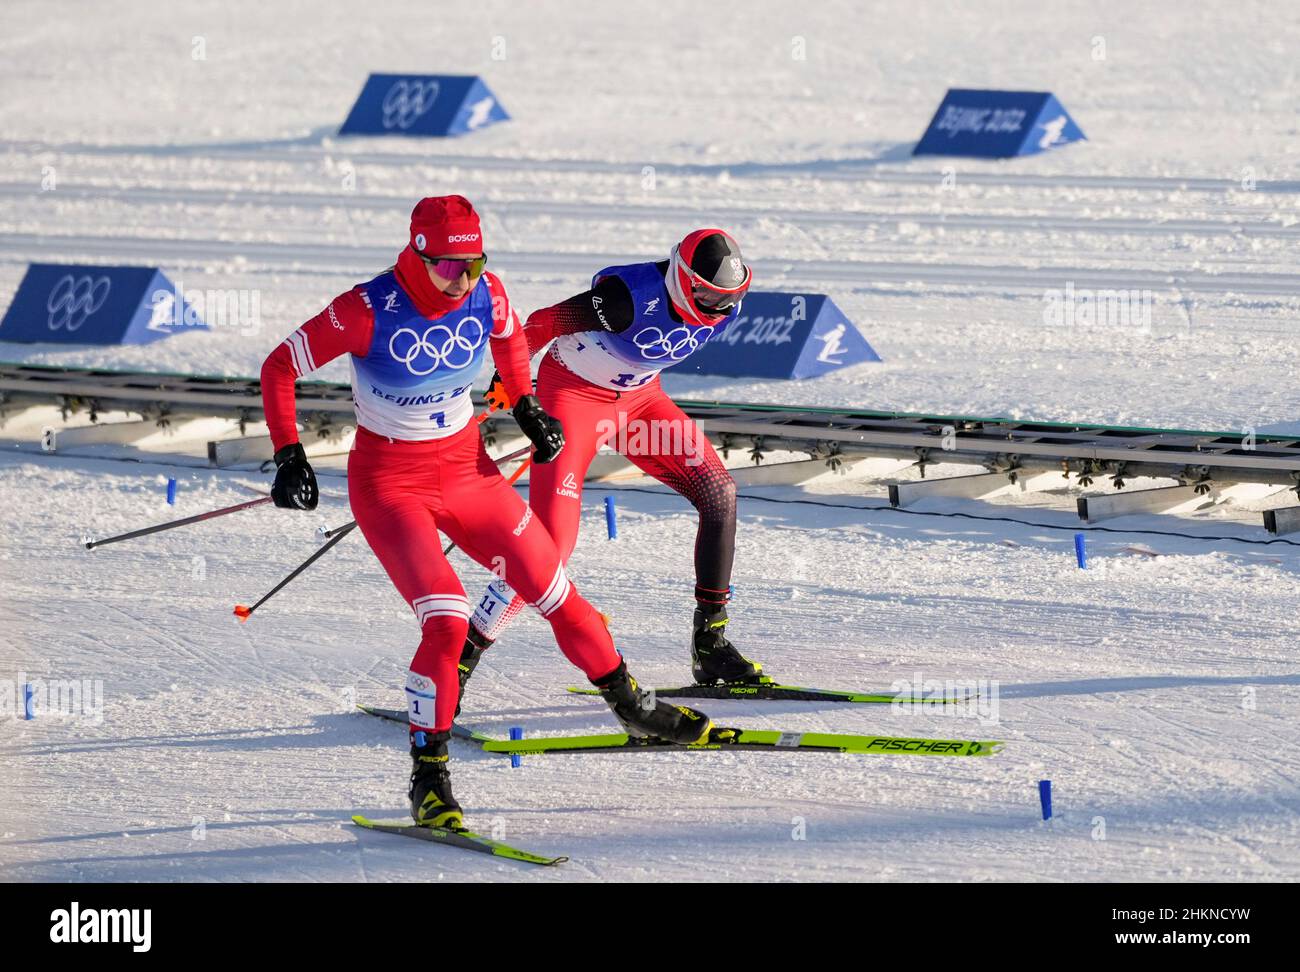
top-left (409, 195), bottom-right (483, 257)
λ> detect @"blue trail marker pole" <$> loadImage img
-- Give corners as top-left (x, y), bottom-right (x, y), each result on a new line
top-left (604, 496), bottom-right (617, 539)
top-left (23, 683), bottom-right (34, 720)
top-left (1039, 779), bottom-right (1053, 820)
top-left (1073, 533), bottom-right (1087, 569)
top-left (166, 477), bottom-right (177, 505)
top-left (510, 726), bottom-right (523, 769)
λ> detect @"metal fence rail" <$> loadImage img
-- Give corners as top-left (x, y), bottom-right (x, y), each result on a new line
top-left (4, 361), bottom-right (1299, 508)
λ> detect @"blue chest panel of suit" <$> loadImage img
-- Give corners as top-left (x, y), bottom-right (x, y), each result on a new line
top-left (350, 271), bottom-right (492, 439)
top-left (590, 262), bottom-right (738, 369)
top-left (357, 271), bottom-right (492, 389)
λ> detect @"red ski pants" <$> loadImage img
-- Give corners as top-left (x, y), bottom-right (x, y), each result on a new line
top-left (471, 352), bottom-right (737, 641)
top-left (348, 421), bottom-right (621, 732)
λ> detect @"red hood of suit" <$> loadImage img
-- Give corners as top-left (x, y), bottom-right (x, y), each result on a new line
top-left (395, 246), bottom-right (471, 318)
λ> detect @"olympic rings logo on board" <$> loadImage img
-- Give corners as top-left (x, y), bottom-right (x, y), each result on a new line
top-left (389, 316), bottom-right (485, 375)
top-left (47, 275), bottom-right (111, 332)
top-left (634, 325), bottom-right (699, 361)
top-left (381, 79), bottom-right (440, 130)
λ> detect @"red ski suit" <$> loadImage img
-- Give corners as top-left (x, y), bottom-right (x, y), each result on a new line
top-left (260, 249), bottom-right (621, 732)
top-left (469, 281), bottom-right (737, 643)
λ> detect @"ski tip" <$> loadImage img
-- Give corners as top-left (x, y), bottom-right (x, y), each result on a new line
top-left (350, 814), bottom-right (371, 827)
top-left (564, 686), bottom-right (600, 696)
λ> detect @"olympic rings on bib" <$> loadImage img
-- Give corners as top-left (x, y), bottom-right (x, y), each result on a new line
top-left (388, 316), bottom-right (486, 375)
top-left (633, 325), bottom-right (699, 361)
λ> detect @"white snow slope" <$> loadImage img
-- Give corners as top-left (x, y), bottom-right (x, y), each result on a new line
top-left (1, 1), bottom-right (1298, 882)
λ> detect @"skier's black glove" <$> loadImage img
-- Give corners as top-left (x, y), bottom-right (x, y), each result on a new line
top-left (271, 442), bottom-right (319, 510)
top-left (513, 395), bottom-right (564, 464)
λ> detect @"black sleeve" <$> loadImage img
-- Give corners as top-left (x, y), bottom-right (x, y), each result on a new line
top-left (535, 277), bottom-right (634, 332)
top-left (588, 274), bottom-right (637, 332)
top-left (522, 276), bottom-right (637, 356)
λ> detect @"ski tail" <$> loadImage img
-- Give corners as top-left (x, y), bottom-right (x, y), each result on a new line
top-left (354, 704), bottom-right (493, 744)
top-left (351, 815), bottom-right (567, 866)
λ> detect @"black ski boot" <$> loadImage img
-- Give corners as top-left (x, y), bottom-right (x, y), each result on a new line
top-left (595, 660), bottom-right (712, 745)
top-left (408, 730), bottom-right (463, 830)
top-left (454, 627), bottom-right (493, 717)
top-left (691, 606), bottom-right (762, 685)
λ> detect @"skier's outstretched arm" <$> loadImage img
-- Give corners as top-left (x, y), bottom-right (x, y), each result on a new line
top-left (260, 288), bottom-right (374, 451)
top-left (520, 275), bottom-right (635, 357)
top-left (483, 271), bottom-right (533, 405)
top-left (259, 288), bottom-right (374, 508)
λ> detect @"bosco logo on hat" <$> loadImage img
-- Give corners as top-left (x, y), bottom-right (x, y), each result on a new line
top-left (410, 195), bottom-right (483, 257)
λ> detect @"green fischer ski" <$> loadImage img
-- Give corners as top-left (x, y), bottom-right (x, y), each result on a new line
top-left (351, 815), bottom-right (567, 866)
top-left (565, 681), bottom-right (975, 704)
top-left (356, 703), bottom-right (1002, 757)
top-left (482, 727), bottom-right (1002, 757)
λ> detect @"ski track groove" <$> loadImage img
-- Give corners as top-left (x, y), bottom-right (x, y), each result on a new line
top-left (4, 181), bottom-right (1295, 241)
top-left (5, 138), bottom-right (1298, 196)
top-left (99, 601), bottom-right (227, 684)
top-left (5, 232), bottom-right (1297, 297)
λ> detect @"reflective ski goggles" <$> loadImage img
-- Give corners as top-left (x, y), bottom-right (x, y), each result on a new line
top-left (691, 264), bottom-right (751, 313)
top-left (419, 252), bottom-right (488, 282)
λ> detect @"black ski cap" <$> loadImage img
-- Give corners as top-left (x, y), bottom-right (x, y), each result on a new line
top-left (690, 232), bottom-right (747, 289)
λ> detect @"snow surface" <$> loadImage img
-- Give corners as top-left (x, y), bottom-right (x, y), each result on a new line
top-left (1, 1), bottom-right (1298, 881)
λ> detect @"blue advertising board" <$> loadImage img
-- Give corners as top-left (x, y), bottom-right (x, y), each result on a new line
top-left (685, 292), bottom-right (880, 379)
top-left (339, 74), bottom-right (509, 137)
top-left (0, 264), bottom-right (206, 345)
top-left (913, 89), bottom-right (1085, 158)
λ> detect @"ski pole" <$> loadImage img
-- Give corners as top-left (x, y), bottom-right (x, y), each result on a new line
top-left (84, 495), bottom-right (274, 550)
top-left (233, 521), bottom-right (359, 622)
top-left (238, 446), bottom-right (533, 615)
top-left (83, 386), bottom-right (518, 552)
top-left (235, 392), bottom-right (519, 593)
top-left (506, 455), bottom-right (533, 485)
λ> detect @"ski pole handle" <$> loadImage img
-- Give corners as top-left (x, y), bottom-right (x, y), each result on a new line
top-left (321, 521), bottom-right (355, 540)
top-left (84, 495), bottom-right (274, 550)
